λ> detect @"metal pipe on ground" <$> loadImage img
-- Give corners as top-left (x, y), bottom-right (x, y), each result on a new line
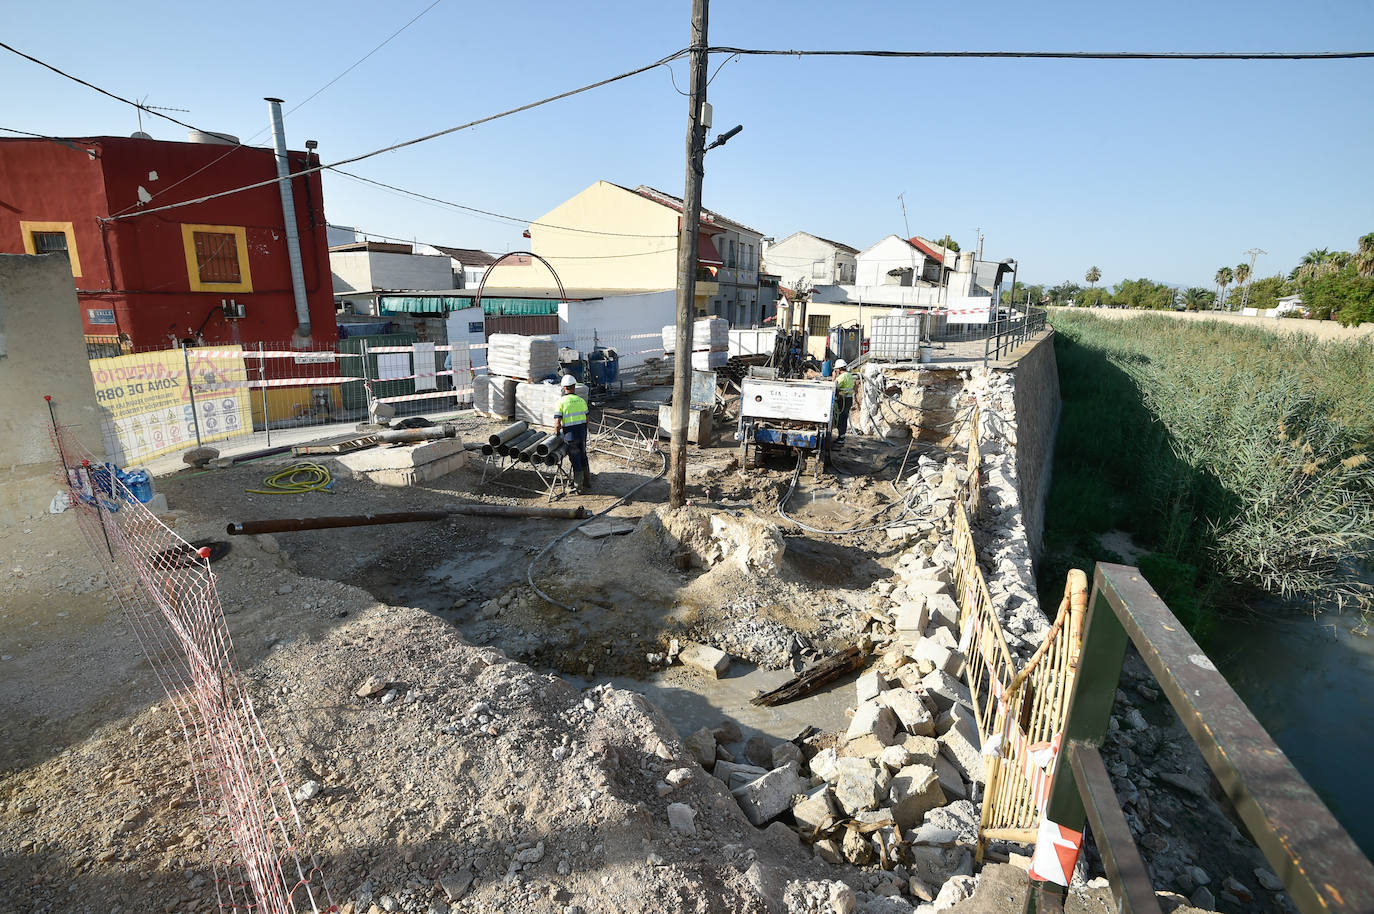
top-left (534, 433), bottom-right (561, 456)
top-left (541, 443), bottom-right (567, 466)
top-left (518, 436), bottom-right (547, 462)
top-left (481, 443), bottom-right (496, 456)
top-left (376, 424), bottom-right (457, 445)
top-left (227, 503), bottom-right (590, 536)
top-left (489, 421), bottom-right (529, 447)
top-left (499, 430), bottom-right (541, 457)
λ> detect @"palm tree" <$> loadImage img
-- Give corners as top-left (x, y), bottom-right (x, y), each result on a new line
top-left (1356, 232), bottom-right (1374, 277)
top-left (1292, 248), bottom-right (1333, 283)
top-left (1085, 266), bottom-right (1102, 305)
top-left (1182, 287), bottom-right (1210, 311)
top-left (1234, 262), bottom-right (1252, 310)
top-left (1215, 266), bottom-right (1233, 310)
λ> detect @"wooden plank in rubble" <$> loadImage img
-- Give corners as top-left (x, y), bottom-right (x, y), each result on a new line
top-left (750, 645), bottom-right (867, 707)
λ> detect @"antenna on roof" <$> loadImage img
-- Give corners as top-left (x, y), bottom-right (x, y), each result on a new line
top-left (134, 95), bottom-right (191, 136)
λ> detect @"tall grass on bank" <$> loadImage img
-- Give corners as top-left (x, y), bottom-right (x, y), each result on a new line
top-left (1041, 312), bottom-right (1374, 628)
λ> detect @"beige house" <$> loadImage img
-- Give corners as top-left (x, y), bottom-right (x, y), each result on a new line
top-left (482, 181), bottom-right (768, 323)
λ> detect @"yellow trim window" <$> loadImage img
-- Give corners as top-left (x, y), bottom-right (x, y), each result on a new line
top-left (181, 223), bottom-right (253, 292)
top-left (20, 221), bottom-right (81, 277)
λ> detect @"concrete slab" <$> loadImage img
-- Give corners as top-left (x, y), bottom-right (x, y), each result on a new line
top-left (334, 438), bottom-right (467, 487)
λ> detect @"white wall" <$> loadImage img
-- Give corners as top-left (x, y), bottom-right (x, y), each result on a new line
top-left (557, 290), bottom-right (676, 370)
top-left (329, 250), bottom-right (453, 295)
top-left (856, 235), bottom-right (932, 287)
top-left (330, 251), bottom-right (372, 294)
top-left (763, 233), bottom-right (857, 291)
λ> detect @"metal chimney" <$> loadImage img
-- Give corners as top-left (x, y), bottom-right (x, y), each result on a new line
top-left (265, 98), bottom-right (312, 344)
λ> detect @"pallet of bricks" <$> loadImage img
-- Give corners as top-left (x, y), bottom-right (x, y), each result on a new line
top-left (474, 334), bottom-right (558, 420)
top-left (662, 317), bottom-right (728, 371)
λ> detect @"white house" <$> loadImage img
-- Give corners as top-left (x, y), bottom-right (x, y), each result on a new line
top-left (854, 235), bottom-right (953, 289)
top-left (330, 241), bottom-right (456, 315)
top-left (762, 231), bottom-right (858, 292)
top-left (416, 244), bottom-right (499, 289)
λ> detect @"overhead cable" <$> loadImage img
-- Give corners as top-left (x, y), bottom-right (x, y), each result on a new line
top-left (100, 49), bottom-right (691, 222)
top-left (706, 46), bottom-right (1374, 61)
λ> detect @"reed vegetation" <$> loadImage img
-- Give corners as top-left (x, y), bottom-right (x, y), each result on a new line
top-left (1039, 312), bottom-right (1374, 630)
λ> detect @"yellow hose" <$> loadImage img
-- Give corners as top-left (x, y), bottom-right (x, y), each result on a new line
top-left (246, 462), bottom-right (334, 495)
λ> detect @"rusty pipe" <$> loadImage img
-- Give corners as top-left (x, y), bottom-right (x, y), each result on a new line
top-left (377, 424), bottom-right (457, 445)
top-left (488, 421), bottom-right (529, 447)
top-left (227, 503), bottom-right (590, 535)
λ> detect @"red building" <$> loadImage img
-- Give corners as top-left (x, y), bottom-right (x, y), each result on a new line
top-left (0, 133), bottom-right (336, 351)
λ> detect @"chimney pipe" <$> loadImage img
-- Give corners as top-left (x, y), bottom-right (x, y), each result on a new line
top-left (265, 98), bottom-right (312, 345)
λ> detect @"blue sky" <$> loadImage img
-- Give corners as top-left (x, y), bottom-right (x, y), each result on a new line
top-left (4, 0), bottom-right (1372, 288)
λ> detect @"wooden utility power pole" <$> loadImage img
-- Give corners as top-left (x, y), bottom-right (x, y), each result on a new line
top-left (669, 0), bottom-right (709, 508)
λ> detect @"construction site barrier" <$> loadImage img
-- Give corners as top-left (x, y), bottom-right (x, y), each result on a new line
top-left (49, 406), bottom-right (334, 914)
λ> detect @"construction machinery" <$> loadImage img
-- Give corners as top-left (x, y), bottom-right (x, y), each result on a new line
top-left (736, 376), bottom-right (835, 474)
top-left (558, 346), bottom-right (621, 404)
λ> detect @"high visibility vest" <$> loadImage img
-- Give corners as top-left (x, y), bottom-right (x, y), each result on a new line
top-left (836, 372), bottom-right (855, 397)
top-left (556, 393), bottom-right (588, 426)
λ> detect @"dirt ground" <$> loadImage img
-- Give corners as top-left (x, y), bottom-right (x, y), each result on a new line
top-left (0, 405), bottom-right (962, 914)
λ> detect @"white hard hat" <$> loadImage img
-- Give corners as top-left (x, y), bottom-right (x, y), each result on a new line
top-left (560, 374), bottom-right (578, 387)
top-left (835, 358), bottom-right (848, 369)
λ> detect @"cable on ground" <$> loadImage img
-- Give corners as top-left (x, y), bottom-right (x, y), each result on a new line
top-left (246, 463), bottom-right (335, 495)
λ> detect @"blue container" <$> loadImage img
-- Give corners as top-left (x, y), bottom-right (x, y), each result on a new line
top-left (120, 468), bottom-right (155, 504)
top-left (589, 347), bottom-right (619, 385)
top-left (90, 463), bottom-right (117, 496)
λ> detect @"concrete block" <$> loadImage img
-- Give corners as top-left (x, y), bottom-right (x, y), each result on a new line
top-left (921, 670), bottom-right (972, 714)
top-left (877, 744), bottom-right (913, 772)
top-left (772, 741), bottom-right (803, 771)
top-left (855, 669), bottom-right (891, 704)
top-left (935, 702), bottom-right (977, 738)
top-left (927, 627), bottom-right (958, 651)
top-left (879, 688), bottom-right (936, 737)
top-left (334, 437), bottom-right (467, 487)
top-left (683, 727), bottom-right (716, 771)
top-left (905, 579), bottom-right (950, 598)
top-left (901, 734), bottom-right (942, 767)
top-left (845, 701), bottom-right (900, 747)
top-left (813, 838), bottom-right (844, 865)
top-left (926, 593), bottom-right (960, 629)
top-left (889, 764), bottom-right (947, 831)
top-left (731, 764), bottom-right (806, 827)
top-left (791, 785), bottom-right (836, 839)
top-left (810, 747), bottom-right (841, 782)
top-left (744, 735), bottom-right (773, 768)
top-left (713, 760), bottom-right (769, 790)
top-left (932, 754), bottom-right (968, 801)
top-left (658, 404), bottom-right (714, 444)
top-left (667, 802), bottom-right (696, 835)
top-left (912, 639), bottom-right (961, 677)
top-left (679, 641), bottom-right (730, 678)
top-left (894, 599), bottom-right (930, 636)
top-left (938, 717), bottom-right (985, 785)
top-left (832, 758), bottom-right (890, 816)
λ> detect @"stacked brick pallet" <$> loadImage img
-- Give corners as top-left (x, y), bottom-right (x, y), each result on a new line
top-left (662, 318), bottom-right (728, 371)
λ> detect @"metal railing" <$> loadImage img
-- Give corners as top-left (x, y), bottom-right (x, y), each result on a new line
top-left (1037, 563), bottom-right (1374, 914)
top-left (984, 305), bottom-right (1048, 363)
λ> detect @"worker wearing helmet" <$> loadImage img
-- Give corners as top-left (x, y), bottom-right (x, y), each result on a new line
top-left (553, 374), bottom-right (592, 492)
top-left (834, 358), bottom-right (856, 447)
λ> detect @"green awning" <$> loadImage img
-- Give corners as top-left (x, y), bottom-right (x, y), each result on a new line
top-left (377, 295), bottom-right (469, 314)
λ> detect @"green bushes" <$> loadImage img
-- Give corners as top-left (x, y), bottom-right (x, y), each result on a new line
top-left (1040, 313), bottom-right (1374, 628)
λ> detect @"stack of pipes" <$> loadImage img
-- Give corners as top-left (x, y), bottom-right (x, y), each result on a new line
top-left (483, 421), bottom-right (568, 466)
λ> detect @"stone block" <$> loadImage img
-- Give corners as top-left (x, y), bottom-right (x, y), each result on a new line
top-left (879, 688), bottom-right (936, 737)
top-left (744, 735), bottom-right (773, 768)
top-left (938, 718), bottom-right (984, 785)
top-left (845, 701), bottom-right (900, 747)
top-left (932, 754), bottom-right (967, 800)
top-left (877, 744), bottom-right (912, 772)
top-left (335, 437), bottom-right (467, 487)
top-left (926, 593), bottom-right (960, 629)
top-left (912, 639), bottom-right (961, 677)
top-left (832, 758), bottom-right (890, 815)
top-left (813, 838), bottom-right (844, 865)
top-left (889, 764), bottom-right (946, 831)
top-left (679, 641), bottom-right (730, 678)
top-left (791, 785), bottom-right (836, 838)
top-left (731, 764), bottom-right (806, 827)
top-left (905, 579), bottom-right (950, 598)
top-left (894, 600), bottom-right (929, 635)
top-left (810, 747), bottom-right (842, 782)
top-left (906, 845), bottom-right (965, 887)
top-left (921, 670), bottom-right (972, 714)
top-left (927, 627), bottom-right (958, 651)
top-left (713, 760), bottom-right (769, 790)
top-left (772, 741), bottom-right (803, 771)
top-left (683, 727), bottom-right (716, 771)
top-left (667, 802), bottom-right (696, 835)
top-left (935, 702), bottom-right (977, 738)
top-left (855, 669), bottom-right (891, 704)
top-left (901, 735), bottom-right (942, 767)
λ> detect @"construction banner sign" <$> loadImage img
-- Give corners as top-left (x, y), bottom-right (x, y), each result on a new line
top-left (91, 346), bottom-right (253, 463)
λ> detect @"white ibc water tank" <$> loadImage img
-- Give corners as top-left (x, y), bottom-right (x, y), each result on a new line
top-left (186, 129), bottom-right (239, 145)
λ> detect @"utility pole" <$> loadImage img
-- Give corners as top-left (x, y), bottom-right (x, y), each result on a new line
top-left (1240, 247), bottom-right (1267, 311)
top-left (669, 0), bottom-right (709, 509)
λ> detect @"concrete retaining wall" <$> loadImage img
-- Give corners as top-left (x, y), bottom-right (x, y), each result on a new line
top-left (1004, 331), bottom-right (1060, 564)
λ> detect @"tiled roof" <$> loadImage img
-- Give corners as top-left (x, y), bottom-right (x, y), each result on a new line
top-left (429, 245), bottom-right (497, 266)
top-left (631, 185), bottom-right (766, 237)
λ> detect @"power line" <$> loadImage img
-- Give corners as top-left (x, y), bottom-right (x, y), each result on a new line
top-left (706, 46), bottom-right (1374, 61)
top-left (327, 166), bottom-right (680, 238)
top-left (335, 224), bottom-right (676, 260)
top-left (0, 40), bottom-right (205, 133)
top-left (283, 0), bottom-right (446, 118)
top-left (101, 49), bottom-right (690, 223)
